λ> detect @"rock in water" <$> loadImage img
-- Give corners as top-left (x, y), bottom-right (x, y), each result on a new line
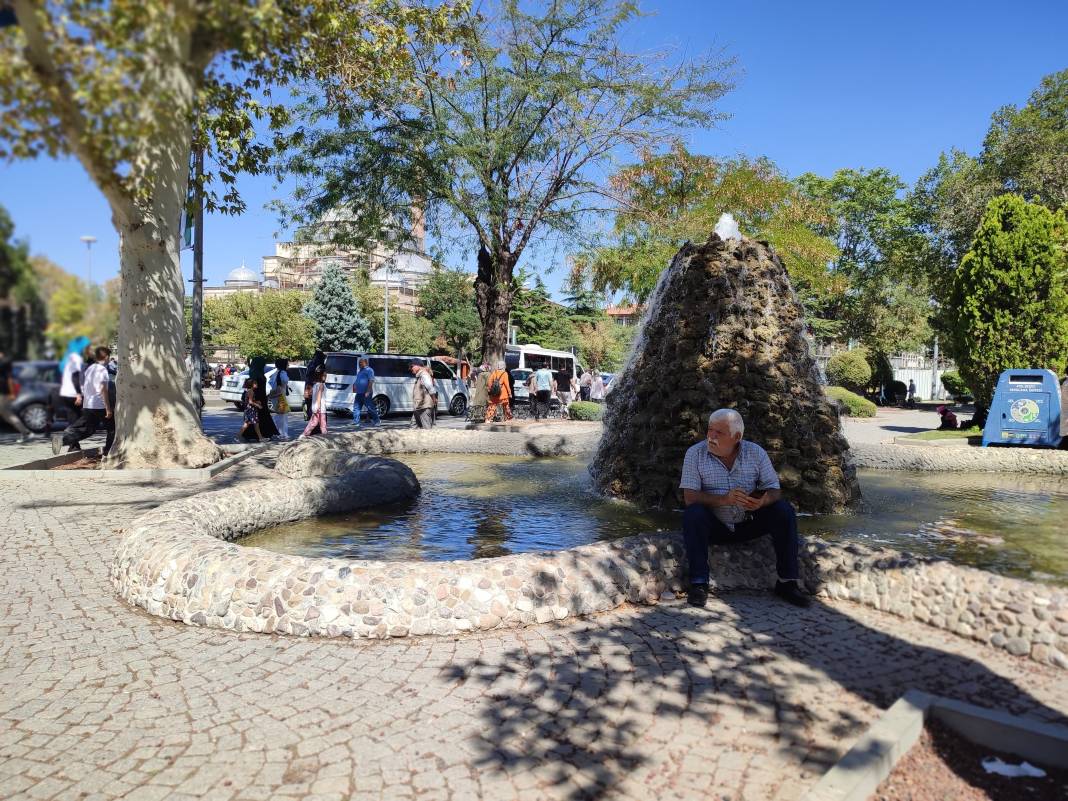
top-left (591, 233), bottom-right (861, 513)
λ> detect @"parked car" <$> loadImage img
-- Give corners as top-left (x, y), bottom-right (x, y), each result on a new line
top-left (220, 365), bottom-right (306, 411)
top-left (322, 352), bottom-right (469, 418)
top-left (10, 361), bottom-right (62, 433)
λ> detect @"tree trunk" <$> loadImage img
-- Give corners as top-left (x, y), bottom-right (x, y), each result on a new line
top-left (474, 245), bottom-right (516, 366)
top-left (111, 215), bottom-right (221, 469)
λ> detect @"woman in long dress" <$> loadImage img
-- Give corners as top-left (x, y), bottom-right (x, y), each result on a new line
top-left (242, 356), bottom-right (279, 439)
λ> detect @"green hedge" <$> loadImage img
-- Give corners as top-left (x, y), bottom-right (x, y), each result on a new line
top-left (826, 350), bottom-right (872, 391)
top-left (825, 386), bottom-right (877, 417)
top-left (940, 370), bottom-right (971, 399)
top-left (568, 401), bottom-right (603, 421)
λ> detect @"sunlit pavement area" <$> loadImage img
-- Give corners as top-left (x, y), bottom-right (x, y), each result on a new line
top-left (0, 408), bottom-right (1065, 800)
top-left (0, 390), bottom-right (469, 469)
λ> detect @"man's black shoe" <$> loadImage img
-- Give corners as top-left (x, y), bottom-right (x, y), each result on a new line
top-left (774, 580), bottom-right (811, 608)
top-left (687, 584), bottom-right (709, 608)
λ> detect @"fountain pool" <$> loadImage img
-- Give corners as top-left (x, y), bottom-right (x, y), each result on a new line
top-left (241, 455), bottom-right (1068, 585)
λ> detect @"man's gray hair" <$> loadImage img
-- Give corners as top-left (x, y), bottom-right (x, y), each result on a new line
top-left (708, 408), bottom-right (744, 438)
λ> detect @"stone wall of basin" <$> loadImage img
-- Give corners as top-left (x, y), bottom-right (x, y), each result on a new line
top-left (851, 442), bottom-right (1068, 475)
top-left (274, 427), bottom-right (602, 478)
top-left (112, 439), bottom-right (1067, 670)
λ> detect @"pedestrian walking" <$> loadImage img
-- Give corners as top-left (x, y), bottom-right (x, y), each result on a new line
top-left (300, 367), bottom-right (328, 437)
top-left (590, 371), bottom-right (606, 403)
top-left (59, 346), bottom-right (115, 455)
top-left (242, 357), bottom-right (278, 440)
top-left (304, 349), bottom-right (325, 421)
top-left (579, 367), bottom-right (593, 401)
top-left (350, 356), bottom-right (381, 428)
top-left (0, 351), bottom-right (34, 442)
top-left (409, 360), bottom-right (437, 429)
top-left (531, 362), bottom-right (553, 420)
top-left (238, 378), bottom-right (264, 442)
top-left (907, 379), bottom-right (917, 407)
top-left (485, 361), bottom-right (513, 422)
top-left (554, 364), bottom-right (574, 409)
top-left (271, 358), bottom-right (291, 439)
top-left (54, 336), bottom-right (89, 435)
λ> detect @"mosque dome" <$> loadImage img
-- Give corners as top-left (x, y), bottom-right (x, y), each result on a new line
top-left (225, 263), bottom-right (260, 286)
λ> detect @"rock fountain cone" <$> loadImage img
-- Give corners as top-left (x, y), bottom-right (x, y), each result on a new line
top-left (591, 230), bottom-right (861, 513)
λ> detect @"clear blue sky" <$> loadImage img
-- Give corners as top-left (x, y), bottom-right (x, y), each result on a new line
top-left (1, 0), bottom-right (1064, 299)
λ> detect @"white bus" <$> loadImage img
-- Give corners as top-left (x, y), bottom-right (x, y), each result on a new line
top-left (504, 344), bottom-right (582, 379)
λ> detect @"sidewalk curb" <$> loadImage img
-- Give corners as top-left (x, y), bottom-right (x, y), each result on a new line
top-left (801, 690), bottom-right (1068, 801)
top-left (1, 443), bottom-right (268, 482)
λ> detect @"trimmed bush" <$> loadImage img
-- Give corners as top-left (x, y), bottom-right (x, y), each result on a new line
top-left (826, 349), bottom-right (872, 391)
top-left (825, 386), bottom-right (877, 417)
top-left (947, 194), bottom-right (1068, 409)
top-left (940, 370), bottom-right (971, 399)
top-left (568, 401), bottom-right (603, 421)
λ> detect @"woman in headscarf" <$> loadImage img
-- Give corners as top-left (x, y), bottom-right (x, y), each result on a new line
top-left (242, 356), bottom-right (279, 439)
top-left (304, 349), bottom-right (325, 421)
top-left (53, 336), bottom-right (91, 431)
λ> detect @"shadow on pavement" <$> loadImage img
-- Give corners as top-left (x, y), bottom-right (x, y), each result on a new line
top-left (444, 581), bottom-right (1066, 800)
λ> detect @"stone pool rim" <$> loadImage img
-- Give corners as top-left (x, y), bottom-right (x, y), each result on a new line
top-left (111, 428), bottom-right (1068, 670)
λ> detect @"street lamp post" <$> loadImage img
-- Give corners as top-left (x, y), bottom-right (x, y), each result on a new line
top-left (79, 235), bottom-right (97, 286)
top-left (383, 257), bottom-right (396, 353)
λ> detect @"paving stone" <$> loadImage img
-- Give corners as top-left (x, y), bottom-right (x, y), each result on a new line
top-left (1, 452), bottom-right (1066, 800)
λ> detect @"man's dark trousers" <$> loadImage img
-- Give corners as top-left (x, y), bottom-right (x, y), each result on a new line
top-left (682, 500), bottom-right (800, 584)
top-left (62, 408), bottom-right (115, 455)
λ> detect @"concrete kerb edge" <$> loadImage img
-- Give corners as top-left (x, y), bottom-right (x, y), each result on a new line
top-left (1, 443), bottom-right (268, 482)
top-left (850, 441), bottom-right (1068, 474)
top-left (801, 690), bottom-right (1068, 801)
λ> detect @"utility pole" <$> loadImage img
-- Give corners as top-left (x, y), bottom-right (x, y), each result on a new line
top-left (383, 257), bottom-right (394, 353)
top-left (189, 147), bottom-right (205, 417)
top-left (79, 235), bottom-right (97, 286)
top-left (930, 336), bottom-right (940, 402)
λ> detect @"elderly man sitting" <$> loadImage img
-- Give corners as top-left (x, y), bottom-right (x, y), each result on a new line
top-left (679, 408), bottom-right (810, 609)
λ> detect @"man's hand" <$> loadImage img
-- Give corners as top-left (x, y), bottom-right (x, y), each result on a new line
top-left (104, 408), bottom-right (112, 420)
top-left (725, 488), bottom-right (761, 510)
top-left (74, 394), bottom-right (82, 407)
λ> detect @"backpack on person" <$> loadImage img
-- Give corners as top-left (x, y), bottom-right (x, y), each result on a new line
top-left (488, 373), bottom-right (502, 397)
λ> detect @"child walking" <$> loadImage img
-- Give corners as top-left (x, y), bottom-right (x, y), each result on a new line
top-left (238, 378), bottom-right (264, 442)
top-left (300, 367), bottom-right (328, 438)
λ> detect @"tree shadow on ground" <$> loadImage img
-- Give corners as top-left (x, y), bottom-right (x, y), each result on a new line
top-left (443, 582), bottom-right (1066, 801)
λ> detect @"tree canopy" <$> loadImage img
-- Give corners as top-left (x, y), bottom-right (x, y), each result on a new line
top-left (797, 167), bottom-right (932, 352)
top-left (0, 0), bottom-right (463, 468)
top-left (574, 146), bottom-right (841, 335)
top-left (278, 0), bottom-right (733, 363)
top-left (911, 69), bottom-right (1068, 293)
top-left (946, 194), bottom-right (1068, 410)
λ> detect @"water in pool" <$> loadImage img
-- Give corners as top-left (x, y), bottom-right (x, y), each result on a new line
top-left (241, 455), bottom-right (1068, 584)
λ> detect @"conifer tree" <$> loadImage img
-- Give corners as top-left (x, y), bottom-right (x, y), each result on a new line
top-left (948, 194), bottom-right (1068, 412)
top-left (303, 264), bottom-right (373, 353)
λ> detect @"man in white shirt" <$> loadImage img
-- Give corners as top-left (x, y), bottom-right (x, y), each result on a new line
top-left (54, 337), bottom-right (89, 435)
top-left (60, 346), bottom-right (114, 456)
top-left (679, 408), bottom-right (808, 609)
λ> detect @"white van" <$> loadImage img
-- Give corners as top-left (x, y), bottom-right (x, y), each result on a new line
top-left (322, 352), bottom-right (469, 418)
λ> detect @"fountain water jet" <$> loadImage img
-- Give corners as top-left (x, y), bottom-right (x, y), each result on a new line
top-left (592, 232), bottom-right (861, 513)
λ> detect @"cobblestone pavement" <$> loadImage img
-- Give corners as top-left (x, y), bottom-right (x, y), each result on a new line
top-left (2, 456), bottom-right (1066, 801)
top-left (0, 399), bottom-right (469, 469)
